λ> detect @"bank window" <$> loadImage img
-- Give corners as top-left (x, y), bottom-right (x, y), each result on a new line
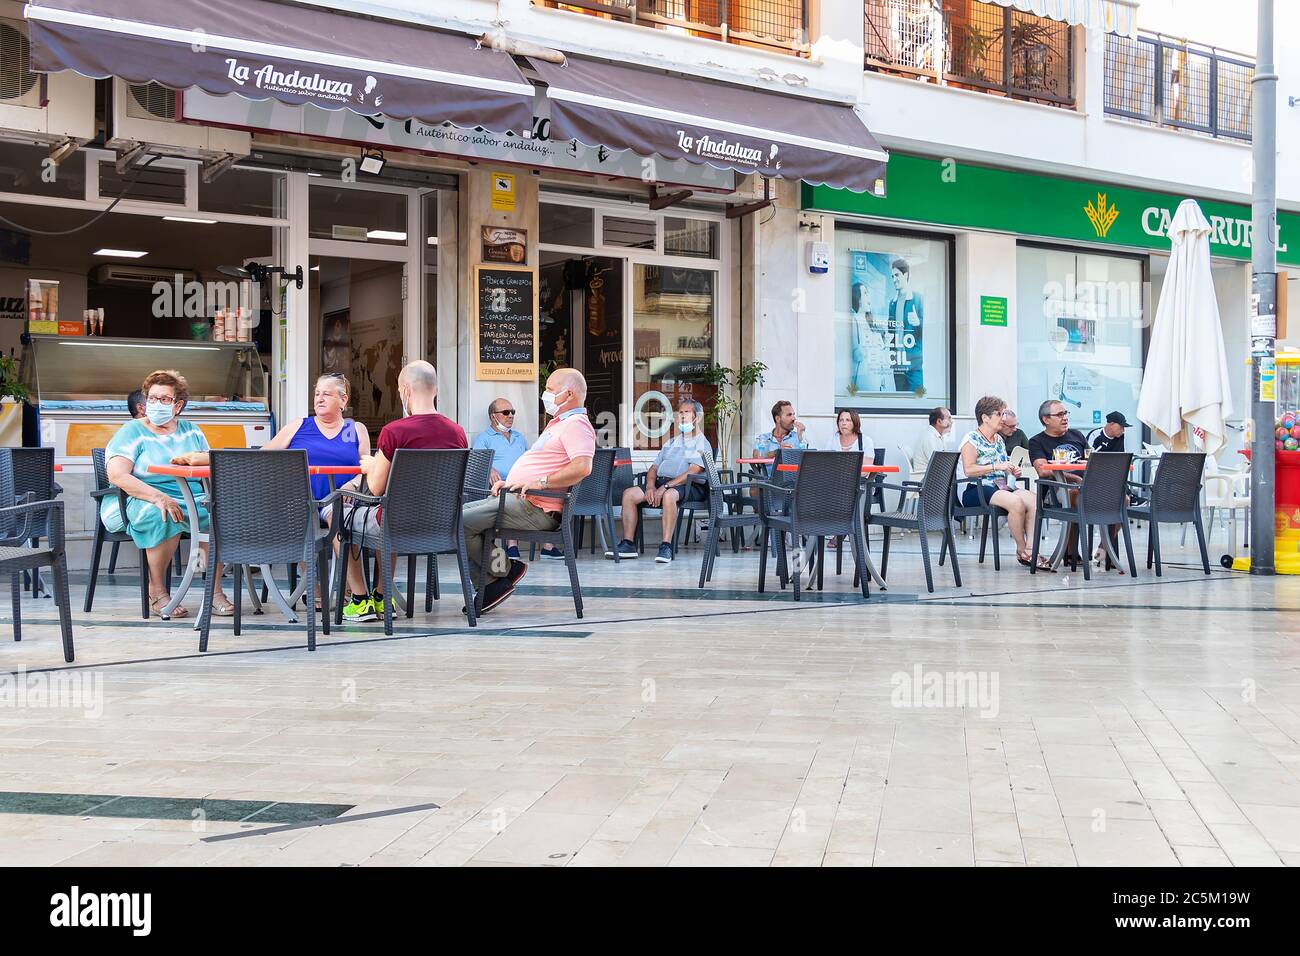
top-left (540, 203), bottom-right (594, 247)
top-left (833, 225), bottom-right (952, 413)
top-left (664, 217), bottom-right (718, 259)
top-left (1016, 245), bottom-right (1144, 438)
top-left (603, 216), bottom-right (656, 250)
top-left (309, 184), bottom-right (407, 244)
top-left (631, 263), bottom-right (718, 451)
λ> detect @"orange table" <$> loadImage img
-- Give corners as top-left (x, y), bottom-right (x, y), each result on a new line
top-left (613, 459), bottom-right (632, 467)
top-left (737, 457), bottom-right (775, 466)
top-left (776, 463), bottom-right (899, 474)
top-left (148, 464), bottom-right (360, 479)
top-left (1037, 461), bottom-right (1087, 473)
top-left (53, 464), bottom-right (62, 472)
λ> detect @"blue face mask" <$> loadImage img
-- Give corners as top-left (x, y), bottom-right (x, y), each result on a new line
top-left (679, 421), bottom-right (695, 433)
top-left (145, 401), bottom-right (175, 426)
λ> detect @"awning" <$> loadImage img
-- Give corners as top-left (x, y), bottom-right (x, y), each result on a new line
top-left (984, 0), bottom-right (1139, 39)
top-left (528, 56), bottom-right (888, 194)
top-left (23, 0), bottom-right (535, 134)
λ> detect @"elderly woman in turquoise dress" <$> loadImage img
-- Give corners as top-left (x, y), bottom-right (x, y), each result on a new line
top-left (102, 369), bottom-right (233, 618)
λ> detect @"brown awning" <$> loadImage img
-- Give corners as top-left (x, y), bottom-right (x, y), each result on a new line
top-left (25, 0), bottom-right (535, 134)
top-left (528, 56), bottom-right (888, 193)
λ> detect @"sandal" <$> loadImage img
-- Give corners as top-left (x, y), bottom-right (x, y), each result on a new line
top-left (209, 597), bottom-right (235, 617)
top-left (149, 594), bottom-right (189, 618)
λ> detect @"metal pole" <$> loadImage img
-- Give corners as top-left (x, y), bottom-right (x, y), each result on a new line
top-left (1250, 0), bottom-right (1277, 574)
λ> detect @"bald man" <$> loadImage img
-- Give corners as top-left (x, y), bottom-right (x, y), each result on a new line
top-left (341, 360), bottom-right (467, 622)
top-left (461, 367), bottom-right (595, 615)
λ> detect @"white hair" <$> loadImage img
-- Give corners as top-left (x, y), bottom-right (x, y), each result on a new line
top-left (551, 367), bottom-right (587, 401)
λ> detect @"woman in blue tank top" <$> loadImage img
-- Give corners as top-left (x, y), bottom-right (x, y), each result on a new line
top-left (262, 373), bottom-right (371, 500)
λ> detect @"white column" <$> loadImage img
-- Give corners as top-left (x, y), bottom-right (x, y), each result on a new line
top-left (282, 171), bottom-right (311, 423)
top-left (954, 231), bottom-right (1019, 420)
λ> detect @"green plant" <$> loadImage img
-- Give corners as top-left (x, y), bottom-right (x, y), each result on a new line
top-left (0, 354), bottom-right (28, 402)
top-left (949, 20), bottom-right (995, 82)
top-left (698, 360), bottom-right (766, 465)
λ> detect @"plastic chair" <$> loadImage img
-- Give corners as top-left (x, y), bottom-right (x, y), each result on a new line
top-left (199, 449), bottom-right (335, 651)
top-left (867, 451), bottom-right (962, 593)
top-left (549, 447), bottom-right (619, 563)
top-left (479, 483), bottom-right (585, 618)
top-left (0, 447), bottom-right (59, 597)
top-left (335, 449), bottom-right (477, 634)
top-left (1031, 452), bottom-right (1137, 580)
top-left (0, 498), bottom-right (74, 662)
top-left (1127, 451), bottom-right (1209, 575)
top-left (695, 448), bottom-right (766, 588)
top-left (756, 450), bottom-right (870, 601)
top-left (424, 448), bottom-right (494, 611)
top-left (83, 447), bottom-right (152, 617)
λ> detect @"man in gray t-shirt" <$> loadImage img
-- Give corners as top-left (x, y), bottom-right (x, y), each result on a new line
top-left (613, 398), bottom-right (711, 564)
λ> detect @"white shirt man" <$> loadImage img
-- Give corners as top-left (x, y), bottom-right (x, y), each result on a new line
top-left (912, 406), bottom-right (953, 475)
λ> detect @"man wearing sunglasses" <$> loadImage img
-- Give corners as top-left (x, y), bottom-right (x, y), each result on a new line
top-left (473, 398), bottom-right (531, 560)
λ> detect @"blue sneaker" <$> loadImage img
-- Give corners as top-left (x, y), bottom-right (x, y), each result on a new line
top-left (506, 545), bottom-right (521, 560)
top-left (540, 546), bottom-right (565, 560)
top-left (655, 543), bottom-right (674, 564)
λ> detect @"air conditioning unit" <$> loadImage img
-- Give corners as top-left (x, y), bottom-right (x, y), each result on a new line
top-left (0, 11), bottom-right (94, 143)
top-left (108, 77), bottom-right (249, 159)
top-left (93, 263), bottom-right (200, 288)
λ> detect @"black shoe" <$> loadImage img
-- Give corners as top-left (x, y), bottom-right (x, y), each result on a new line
top-left (540, 546), bottom-right (565, 560)
top-left (609, 539), bottom-right (638, 559)
top-left (506, 559), bottom-right (527, 587)
top-left (480, 577), bottom-right (516, 614)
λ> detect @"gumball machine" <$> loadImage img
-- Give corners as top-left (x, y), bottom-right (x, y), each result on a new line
top-left (1272, 353), bottom-right (1300, 573)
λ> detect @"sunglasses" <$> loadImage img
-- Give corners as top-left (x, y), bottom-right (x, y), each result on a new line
top-left (495, 409), bottom-right (517, 416)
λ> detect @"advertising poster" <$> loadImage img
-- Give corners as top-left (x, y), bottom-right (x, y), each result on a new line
top-left (840, 250), bottom-right (926, 398)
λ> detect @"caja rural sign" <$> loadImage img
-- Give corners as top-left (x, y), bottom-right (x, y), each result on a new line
top-left (803, 153), bottom-right (1300, 266)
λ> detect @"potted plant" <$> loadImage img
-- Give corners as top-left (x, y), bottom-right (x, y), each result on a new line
top-left (698, 360), bottom-right (767, 468)
top-left (0, 353), bottom-right (28, 447)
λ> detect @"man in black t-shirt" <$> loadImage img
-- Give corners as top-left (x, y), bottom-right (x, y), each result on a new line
top-left (1028, 399), bottom-right (1087, 471)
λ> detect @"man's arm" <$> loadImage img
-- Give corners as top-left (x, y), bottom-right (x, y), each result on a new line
top-left (364, 448), bottom-right (392, 496)
top-left (500, 455), bottom-right (592, 495)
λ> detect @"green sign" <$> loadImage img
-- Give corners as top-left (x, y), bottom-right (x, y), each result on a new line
top-left (803, 153), bottom-right (1300, 267)
top-left (980, 295), bottom-right (1008, 326)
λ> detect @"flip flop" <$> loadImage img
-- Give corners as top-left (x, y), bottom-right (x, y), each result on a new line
top-left (149, 594), bottom-right (189, 618)
top-left (210, 598), bottom-right (235, 617)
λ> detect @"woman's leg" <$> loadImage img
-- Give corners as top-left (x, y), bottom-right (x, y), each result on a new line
top-left (146, 535), bottom-right (181, 601)
top-left (989, 490), bottom-right (1029, 556)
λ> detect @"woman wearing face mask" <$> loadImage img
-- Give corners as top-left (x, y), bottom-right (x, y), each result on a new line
top-left (611, 398), bottom-right (711, 563)
top-left (102, 369), bottom-right (234, 618)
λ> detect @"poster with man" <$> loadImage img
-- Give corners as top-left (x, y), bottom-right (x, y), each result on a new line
top-left (841, 251), bottom-right (925, 397)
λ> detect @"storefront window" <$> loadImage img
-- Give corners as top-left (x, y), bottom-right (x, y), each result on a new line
top-left (0, 143), bottom-right (85, 200)
top-left (199, 167), bottom-right (284, 219)
top-left (631, 263), bottom-right (717, 450)
top-left (664, 217), bottom-right (718, 259)
top-left (98, 160), bottom-right (186, 206)
top-left (1016, 245), bottom-right (1144, 436)
top-left (309, 184), bottom-right (407, 245)
top-left (833, 225), bottom-right (952, 412)
top-left (603, 216), bottom-right (655, 250)
top-left (540, 203), bottom-right (594, 247)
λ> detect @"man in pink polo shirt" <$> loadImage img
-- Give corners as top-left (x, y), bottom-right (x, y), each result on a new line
top-left (462, 368), bottom-right (595, 614)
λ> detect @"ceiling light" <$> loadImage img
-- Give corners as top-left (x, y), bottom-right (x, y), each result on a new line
top-left (93, 248), bottom-right (147, 258)
top-left (366, 230), bottom-right (406, 241)
top-left (163, 216), bottom-right (218, 224)
top-left (358, 147), bottom-right (386, 176)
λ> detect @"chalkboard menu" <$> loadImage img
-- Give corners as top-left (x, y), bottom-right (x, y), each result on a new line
top-left (474, 264), bottom-right (538, 381)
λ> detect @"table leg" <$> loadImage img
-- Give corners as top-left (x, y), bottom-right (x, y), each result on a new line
top-left (257, 564), bottom-right (299, 622)
top-left (1047, 520), bottom-right (1073, 570)
top-left (160, 481), bottom-right (205, 620)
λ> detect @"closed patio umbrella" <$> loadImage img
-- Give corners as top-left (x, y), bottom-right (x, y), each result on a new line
top-left (1138, 199), bottom-right (1234, 455)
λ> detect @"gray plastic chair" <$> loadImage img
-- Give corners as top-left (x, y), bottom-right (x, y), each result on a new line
top-left (336, 448), bottom-right (477, 634)
top-left (479, 484), bottom-right (585, 618)
top-left (1127, 451), bottom-right (1209, 576)
top-left (868, 451), bottom-right (962, 593)
top-left (695, 448), bottom-right (766, 588)
top-left (423, 447), bottom-right (494, 612)
top-left (199, 449), bottom-right (335, 652)
top-left (1031, 451), bottom-right (1137, 580)
top-left (0, 498), bottom-right (74, 662)
top-left (84, 447), bottom-right (151, 617)
top-left (0, 447), bottom-right (58, 597)
top-left (756, 450), bottom-right (870, 601)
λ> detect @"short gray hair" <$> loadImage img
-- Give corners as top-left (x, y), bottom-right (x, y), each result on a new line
top-left (677, 397), bottom-right (704, 423)
top-left (551, 367), bottom-right (587, 401)
top-left (400, 360), bottom-right (438, 395)
top-left (1038, 399), bottom-right (1060, 425)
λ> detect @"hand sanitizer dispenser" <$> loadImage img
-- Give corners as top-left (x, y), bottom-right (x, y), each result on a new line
top-left (807, 241), bottom-right (830, 275)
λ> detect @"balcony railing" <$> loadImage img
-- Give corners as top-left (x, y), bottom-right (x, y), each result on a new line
top-left (865, 0), bottom-right (1075, 108)
top-left (543, 1), bottom-right (810, 56)
top-left (1104, 32), bottom-right (1253, 141)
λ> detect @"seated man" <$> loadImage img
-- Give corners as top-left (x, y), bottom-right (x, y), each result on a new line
top-left (912, 406), bottom-right (952, 475)
top-left (340, 360), bottom-right (467, 622)
top-left (1087, 410), bottom-right (1130, 454)
top-left (612, 398), bottom-right (710, 564)
top-left (753, 399), bottom-right (807, 459)
top-left (473, 396), bottom-right (531, 560)
top-left (461, 368), bottom-right (595, 615)
top-left (998, 408), bottom-right (1030, 457)
top-left (1028, 398), bottom-right (1089, 566)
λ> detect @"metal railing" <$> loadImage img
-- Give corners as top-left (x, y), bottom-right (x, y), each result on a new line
top-left (543, 1), bottom-right (810, 56)
top-left (1104, 32), bottom-right (1253, 141)
top-left (865, 0), bottom-right (1075, 108)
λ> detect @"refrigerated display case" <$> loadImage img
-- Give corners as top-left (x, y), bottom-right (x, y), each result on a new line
top-left (21, 335), bottom-right (273, 468)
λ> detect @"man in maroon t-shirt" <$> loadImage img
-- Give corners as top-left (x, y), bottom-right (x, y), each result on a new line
top-left (341, 360), bottom-right (466, 621)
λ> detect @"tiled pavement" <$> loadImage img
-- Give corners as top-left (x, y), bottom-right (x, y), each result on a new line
top-left (1, 525), bottom-right (1298, 867)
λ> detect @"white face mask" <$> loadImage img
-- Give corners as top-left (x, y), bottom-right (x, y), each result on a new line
top-left (541, 390), bottom-right (560, 417)
top-left (494, 419), bottom-right (510, 433)
top-left (679, 421), bottom-right (695, 433)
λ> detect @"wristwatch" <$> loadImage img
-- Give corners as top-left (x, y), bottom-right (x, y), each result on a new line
top-left (538, 475), bottom-right (549, 489)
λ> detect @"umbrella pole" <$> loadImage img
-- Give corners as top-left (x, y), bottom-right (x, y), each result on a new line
top-left (1250, 0), bottom-right (1278, 574)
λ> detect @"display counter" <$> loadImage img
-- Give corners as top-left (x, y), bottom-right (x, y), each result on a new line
top-left (21, 335), bottom-right (272, 467)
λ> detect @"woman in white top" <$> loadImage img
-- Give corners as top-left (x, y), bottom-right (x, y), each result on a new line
top-left (850, 284), bottom-right (892, 394)
top-left (958, 395), bottom-right (1046, 570)
top-left (823, 409), bottom-right (876, 460)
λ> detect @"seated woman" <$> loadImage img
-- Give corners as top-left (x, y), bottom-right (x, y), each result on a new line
top-left (957, 394), bottom-right (1049, 571)
top-left (823, 409), bottom-right (876, 459)
top-left (179, 372), bottom-right (370, 506)
top-left (102, 369), bottom-right (233, 618)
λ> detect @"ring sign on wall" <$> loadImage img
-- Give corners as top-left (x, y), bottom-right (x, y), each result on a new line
top-left (474, 263), bottom-right (538, 381)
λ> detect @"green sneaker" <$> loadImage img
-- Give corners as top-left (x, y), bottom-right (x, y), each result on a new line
top-left (370, 591), bottom-right (397, 618)
top-left (342, 594), bottom-right (377, 623)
